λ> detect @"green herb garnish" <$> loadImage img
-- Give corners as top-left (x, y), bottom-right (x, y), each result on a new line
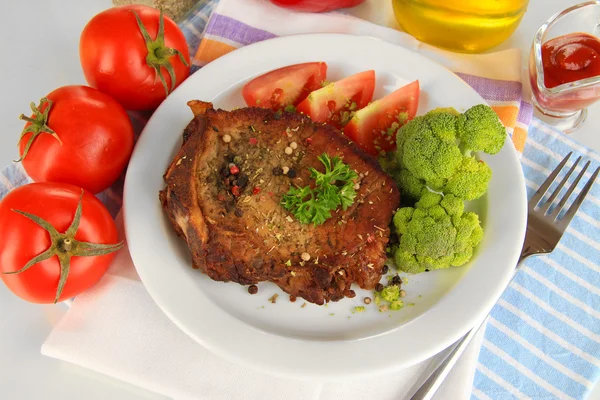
top-left (284, 104), bottom-right (297, 113)
top-left (281, 153), bottom-right (358, 225)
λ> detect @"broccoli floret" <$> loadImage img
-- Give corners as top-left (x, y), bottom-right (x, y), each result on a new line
top-left (396, 111), bottom-right (464, 191)
top-left (392, 193), bottom-right (484, 274)
top-left (395, 105), bottom-right (504, 202)
top-left (390, 300), bottom-right (404, 310)
top-left (380, 285), bottom-right (400, 302)
top-left (444, 157), bottom-right (492, 201)
top-left (394, 169), bottom-right (426, 202)
top-left (457, 104), bottom-right (506, 155)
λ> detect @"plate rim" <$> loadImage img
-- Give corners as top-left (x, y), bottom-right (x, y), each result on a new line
top-left (123, 33), bottom-right (527, 380)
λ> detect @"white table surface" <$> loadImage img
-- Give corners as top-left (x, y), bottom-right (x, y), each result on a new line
top-left (1, 0), bottom-right (598, 399)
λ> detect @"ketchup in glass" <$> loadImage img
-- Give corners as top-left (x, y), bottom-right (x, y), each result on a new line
top-left (542, 33), bottom-right (600, 88)
top-left (531, 32), bottom-right (600, 115)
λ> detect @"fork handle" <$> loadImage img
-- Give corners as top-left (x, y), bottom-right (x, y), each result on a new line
top-left (409, 321), bottom-right (485, 400)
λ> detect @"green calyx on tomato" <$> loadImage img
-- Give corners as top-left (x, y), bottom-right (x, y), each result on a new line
top-left (132, 10), bottom-right (189, 96)
top-left (4, 191), bottom-right (123, 303)
top-left (15, 98), bottom-right (61, 162)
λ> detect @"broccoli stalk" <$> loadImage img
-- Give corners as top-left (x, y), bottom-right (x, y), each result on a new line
top-left (393, 190), bottom-right (484, 274)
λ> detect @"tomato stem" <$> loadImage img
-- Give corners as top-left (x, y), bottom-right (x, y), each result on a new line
top-left (131, 10), bottom-right (189, 98)
top-left (3, 191), bottom-right (123, 303)
top-left (15, 98), bottom-right (62, 162)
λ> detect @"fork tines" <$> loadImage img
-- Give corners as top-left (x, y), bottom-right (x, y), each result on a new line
top-left (529, 152), bottom-right (600, 229)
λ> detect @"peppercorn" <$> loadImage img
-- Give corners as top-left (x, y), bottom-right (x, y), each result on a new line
top-left (234, 208), bottom-right (244, 217)
top-left (226, 154), bottom-right (236, 163)
top-left (231, 186), bottom-right (241, 196)
top-left (220, 166), bottom-right (230, 178)
top-left (287, 169), bottom-right (297, 178)
top-left (391, 275), bottom-right (402, 286)
top-left (230, 165), bottom-right (240, 175)
top-left (289, 295), bottom-right (297, 302)
top-left (252, 186), bottom-right (261, 195)
top-left (364, 297), bottom-right (372, 304)
top-left (382, 265), bottom-right (389, 274)
top-left (375, 283), bottom-right (384, 292)
top-left (248, 285), bottom-right (258, 294)
top-left (249, 137), bottom-right (258, 145)
top-left (272, 166), bottom-right (283, 176)
top-left (236, 174), bottom-right (249, 187)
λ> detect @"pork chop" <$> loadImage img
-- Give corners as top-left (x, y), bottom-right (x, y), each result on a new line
top-left (160, 101), bottom-right (400, 304)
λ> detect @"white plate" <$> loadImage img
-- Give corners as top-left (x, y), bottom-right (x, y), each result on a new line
top-left (123, 33), bottom-right (527, 380)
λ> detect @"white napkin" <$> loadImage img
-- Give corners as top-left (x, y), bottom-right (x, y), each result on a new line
top-left (42, 212), bottom-right (486, 400)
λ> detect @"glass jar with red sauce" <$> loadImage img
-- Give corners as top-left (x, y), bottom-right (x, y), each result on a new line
top-left (529, 2), bottom-right (600, 133)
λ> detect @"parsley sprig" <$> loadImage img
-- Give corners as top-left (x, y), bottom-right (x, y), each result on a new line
top-left (281, 154), bottom-right (358, 225)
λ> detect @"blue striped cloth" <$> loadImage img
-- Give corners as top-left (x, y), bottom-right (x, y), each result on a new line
top-left (472, 120), bottom-right (600, 400)
top-left (1, 1), bottom-right (599, 399)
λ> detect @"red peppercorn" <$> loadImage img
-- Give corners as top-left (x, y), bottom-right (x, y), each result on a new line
top-left (217, 193), bottom-right (227, 201)
top-left (231, 186), bottom-right (241, 196)
top-left (305, 138), bottom-right (313, 145)
top-left (249, 137), bottom-right (258, 145)
top-left (230, 165), bottom-right (240, 175)
top-left (253, 186), bottom-right (261, 195)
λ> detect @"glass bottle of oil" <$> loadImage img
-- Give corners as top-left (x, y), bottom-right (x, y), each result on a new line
top-left (392, 0), bottom-right (529, 53)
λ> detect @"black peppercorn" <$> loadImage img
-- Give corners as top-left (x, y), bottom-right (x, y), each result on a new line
top-left (391, 275), bottom-right (402, 286)
top-left (234, 208), bottom-right (244, 217)
top-left (287, 169), bottom-right (297, 178)
top-left (272, 166), bottom-right (283, 176)
top-left (248, 285), bottom-right (258, 294)
top-left (382, 265), bottom-right (389, 274)
top-left (375, 283), bottom-right (384, 292)
top-left (237, 174), bottom-right (249, 187)
top-left (220, 166), bottom-right (230, 178)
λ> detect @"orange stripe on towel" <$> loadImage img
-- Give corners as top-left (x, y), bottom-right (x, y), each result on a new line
top-left (512, 126), bottom-right (527, 153)
top-left (491, 105), bottom-right (519, 129)
top-left (195, 39), bottom-right (238, 64)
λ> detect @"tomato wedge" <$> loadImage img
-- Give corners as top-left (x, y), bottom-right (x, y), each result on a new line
top-left (344, 80), bottom-right (419, 156)
top-left (242, 62), bottom-right (327, 110)
top-left (296, 70), bottom-right (375, 129)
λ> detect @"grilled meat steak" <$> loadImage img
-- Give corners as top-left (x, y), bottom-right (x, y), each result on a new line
top-left (160, 101), bottom-right (400, 305)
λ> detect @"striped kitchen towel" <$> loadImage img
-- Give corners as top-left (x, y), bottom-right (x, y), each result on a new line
top-left (472, 120), bottom-right (600, 400)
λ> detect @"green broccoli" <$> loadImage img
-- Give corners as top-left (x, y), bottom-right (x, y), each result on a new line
top-left (392, 190), bottom-right (483, 274)
top-left (444, 157), bottom-right (493, 201)
top-left (380, 285), bottom-right (400, 302)
top-left (457, 104), bottom-right (506, 155)
top-left (397, 111), bottom-right (464, 191)
top-left (395, 104), bottom-right (505, 202)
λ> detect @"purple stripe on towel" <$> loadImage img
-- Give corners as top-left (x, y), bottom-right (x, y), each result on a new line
top-left (205, 14), bottom-right (277, 46)
top-left (456, 72), bottom-right (523, 103)
top-left (518, 101), bottom-right (534, 125)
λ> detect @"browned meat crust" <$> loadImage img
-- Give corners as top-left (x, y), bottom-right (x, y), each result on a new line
top-left (160, 101), bottom-right (400, 305)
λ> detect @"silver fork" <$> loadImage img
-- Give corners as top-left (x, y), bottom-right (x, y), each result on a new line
top-left (409, 152), bottom-right (600, 400)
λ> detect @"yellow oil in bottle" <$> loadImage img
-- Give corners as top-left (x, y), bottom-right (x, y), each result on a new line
top-left (392, 0), bottom-right (529, 53)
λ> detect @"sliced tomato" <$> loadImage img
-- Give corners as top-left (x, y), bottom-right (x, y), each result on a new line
top-left (344, 80), bottom-right (419, 156)
top-left (296, 70), bottom-right (375, 129)
top-left (242, 62), bottom-right (327, 110)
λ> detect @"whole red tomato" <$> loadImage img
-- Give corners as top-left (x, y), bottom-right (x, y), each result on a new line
top-left (80, 5), bottom-right (191, 111)
top-left (0, 183), bottom-right (122, 304)
top-left (18, 85), bottom-right (134, 194)
top-left (269, 0), bottom-right (366, 12)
